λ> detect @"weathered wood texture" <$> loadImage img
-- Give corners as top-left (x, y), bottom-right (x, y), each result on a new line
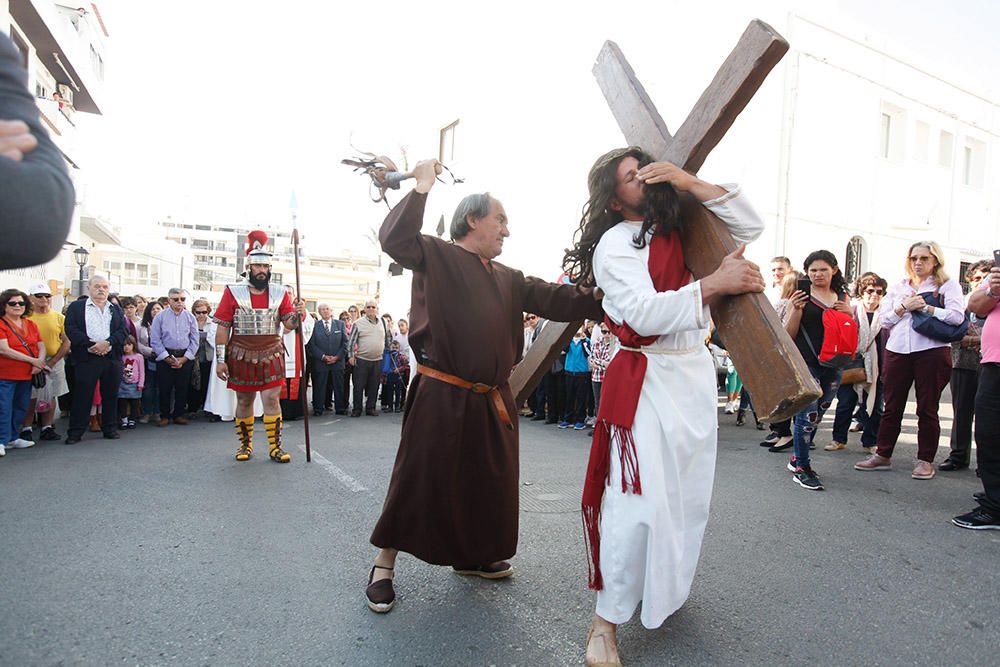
top-left (591, 20), bottom-right (818, 422)
top-left (511, 319), bottom-right (582, 407)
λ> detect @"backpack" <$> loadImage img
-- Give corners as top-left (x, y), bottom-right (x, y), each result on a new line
top-left (802, 297), bottom-right (859, 369)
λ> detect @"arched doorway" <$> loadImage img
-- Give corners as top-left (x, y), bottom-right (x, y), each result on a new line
top-left (845, 236), bottom-right (865, 287)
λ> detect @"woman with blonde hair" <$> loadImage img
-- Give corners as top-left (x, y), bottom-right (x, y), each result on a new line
top-left (855, 241), bottom-right (965, 480)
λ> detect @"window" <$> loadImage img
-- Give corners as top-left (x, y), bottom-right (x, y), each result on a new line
top-left (440, 119), bottom-right (459, 163)
top-left (844, 236), bottom-right (865, 286)
top-left (962, 139), bottom-right (985, 188)
top-left (10, 30), bottom-right (29, 69)
top-left (938, 130), bottom-right (954, 168)
top-left (914, 121), bottom-right (929, 162)
top-left (879, 113), bottom-right (891, 159)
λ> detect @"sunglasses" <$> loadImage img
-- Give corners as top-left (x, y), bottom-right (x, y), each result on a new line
top-left (170, 297), bottom-right (186, 302)
top-left (863, 288), bottom-right (884, 295)
top-left (194, 310), bottom-right (209, 315)
top-left (6, 301), bottom-right (26, 307)
top-left (33, 294), bottom-right (52, 298)
top-left (526, 315), bottom-right (537, 320)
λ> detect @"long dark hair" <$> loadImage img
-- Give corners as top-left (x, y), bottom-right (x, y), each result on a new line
top-left (803, 250), bottom-right (847, 296)
top-left (562, 147), bottom-right (681, 287)
top-left (140, 301), bottom-right (161, 328)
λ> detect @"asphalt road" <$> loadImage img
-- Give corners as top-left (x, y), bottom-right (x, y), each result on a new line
top-left (1, 390), bottom-right (996, 666)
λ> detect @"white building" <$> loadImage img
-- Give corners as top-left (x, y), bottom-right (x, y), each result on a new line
top-left (157, 219), bottom-right (381, 311)
top-left (0, 0), bottom-right (110, 303)
top-left (704, 12), bottom-right (999, 291)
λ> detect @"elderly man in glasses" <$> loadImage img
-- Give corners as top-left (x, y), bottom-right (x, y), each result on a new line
top-left (64, 275), bottom-right (128, 444)
top-left (150, 288), bottom-right (199, 427)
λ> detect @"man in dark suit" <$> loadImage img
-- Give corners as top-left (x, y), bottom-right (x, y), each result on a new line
top-left (64, 275), bottom-right (128, 443)
top-left (0, 33), bottom-right (75, 270)
top-left (308, 302), bottom-right (348, 416)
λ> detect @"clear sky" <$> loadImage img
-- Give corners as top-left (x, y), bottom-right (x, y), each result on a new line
top-left (79, 0), bottom-right (999, 279)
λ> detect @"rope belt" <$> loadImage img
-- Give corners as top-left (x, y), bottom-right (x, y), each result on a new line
top-left (415, 363), bottom-right (513, 431)
top-left (619, 344), bottom-right (703, 355)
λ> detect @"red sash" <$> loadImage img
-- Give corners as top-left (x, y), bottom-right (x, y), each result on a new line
top-left (582, 229), bottom-right (690, 590)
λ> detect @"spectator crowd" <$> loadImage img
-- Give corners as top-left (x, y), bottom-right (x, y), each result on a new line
top-left (5, 237), bottom-right (999, 531)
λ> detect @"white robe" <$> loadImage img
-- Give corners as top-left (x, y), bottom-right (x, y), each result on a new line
top-left (592, 184), bottom-right (764, 629)
top-left (283, 315), bottom-right (314, 378)
top-left (203, 321), bottom-right (262, 421)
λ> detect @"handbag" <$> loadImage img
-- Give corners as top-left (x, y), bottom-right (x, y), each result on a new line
top-left (840, 328), bottom-right (879, 385)
top-left (910, 291), bottom-right (968, 343)
top-left (2, 317), bottom-right (46, 387)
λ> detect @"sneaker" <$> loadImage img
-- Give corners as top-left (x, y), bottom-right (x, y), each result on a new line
top-left (793, 467), bottom-right (824, 490)
top-left (786, 457), bottom-right (797, 472)
top-left (558, 421), bottom-right (571, 429)
top-left (724, 401), bottom-right (736, 414)
top-left (849, 420), bottom-right (862, 432)
top-left (862, 445), bottom-right (875, 454)
top-left (40, 427), bottom-right (61, 441)
top-left (952, 508), bottom-right (1000, 530)
top-left (120, 418), bottom-right (130, 429)
top-left (19, 428), bottom-right (32, 441)
top-left (7, 438), bottom-right (35, 449)
top-left (585, 416), bottom-right (596, 427)
top-left (824, 441), bottom-right (846, 451)
top-left (574, 422), bottom-right (586, 430)
top-left (735, 409), bottom-right (746, 426)
top-left (127, 419), bottom-right (137, 429)
top-left (855, 454), bottom-right (891, 471)
top-left (138, 414), bottom-right (151, 424)
top-left (0, 443), bottom-right (5, 457)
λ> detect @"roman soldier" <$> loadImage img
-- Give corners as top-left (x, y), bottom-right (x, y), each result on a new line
top-left (213, 230), bottom-right (303, 462)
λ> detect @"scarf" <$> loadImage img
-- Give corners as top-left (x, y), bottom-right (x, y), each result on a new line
top-left (852, 304), bottom-right (880, 412)
top-left (582, 228), bottom-right (690, 590)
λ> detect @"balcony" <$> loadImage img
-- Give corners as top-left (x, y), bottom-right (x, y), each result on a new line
top-left (9, 0), bottom-right (107, 114)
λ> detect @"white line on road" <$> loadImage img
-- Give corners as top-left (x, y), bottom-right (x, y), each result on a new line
top-left (299, 445), bottom-right (367, 492)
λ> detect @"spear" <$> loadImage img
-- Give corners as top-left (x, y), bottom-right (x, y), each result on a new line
top-left (290, 191), bottom-right (311, 462)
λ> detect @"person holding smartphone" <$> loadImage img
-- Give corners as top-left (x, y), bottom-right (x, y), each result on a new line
top-left (782, 250), bottom-right (853, 490)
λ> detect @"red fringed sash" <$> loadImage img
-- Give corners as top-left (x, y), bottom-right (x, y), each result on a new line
top-left (582, 229), bottom-right (691, 590)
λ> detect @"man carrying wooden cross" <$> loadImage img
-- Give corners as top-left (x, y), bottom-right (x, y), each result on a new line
top-left (565, 148), bottom-right (765, 665)
top-left (364, 159), bottom-right (604, 614)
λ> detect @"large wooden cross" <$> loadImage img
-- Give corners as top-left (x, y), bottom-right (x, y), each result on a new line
top-left (510, 20), bottom-right (820, 422)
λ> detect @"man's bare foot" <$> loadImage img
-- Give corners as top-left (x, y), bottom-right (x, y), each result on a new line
top-left (586, 615), bottom-right (621, 666)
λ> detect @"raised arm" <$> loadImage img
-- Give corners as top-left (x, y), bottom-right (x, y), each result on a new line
top-left (0, 35), bottom-right (75, 269)
top-left (378, 160), bottom-right (442, 270)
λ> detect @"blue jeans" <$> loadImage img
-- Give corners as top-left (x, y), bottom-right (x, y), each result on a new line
top-left (793, 365), bottom-right (841, 469)
top-left (0, 379), bottom-right (32, 444)
top-left (832, 380), bottom-right (884, 446)
top-left (141, 366), bottom-right (159, 415)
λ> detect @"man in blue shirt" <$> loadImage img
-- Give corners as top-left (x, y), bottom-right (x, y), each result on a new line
top-left (150, 288), bottom-right (199, 426)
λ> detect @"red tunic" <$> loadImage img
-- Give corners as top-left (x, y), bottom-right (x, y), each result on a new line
top-left (214, 287), bottom-right (294, 392)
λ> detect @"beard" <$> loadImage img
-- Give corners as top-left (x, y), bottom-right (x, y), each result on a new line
top-left (248, 270), bottom-right (271, 289)
top-left (641, 181), bottom-right (682, 235)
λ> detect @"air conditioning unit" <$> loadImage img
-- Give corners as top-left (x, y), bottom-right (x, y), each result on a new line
top-left (56, 84), bottom-right (74, 106)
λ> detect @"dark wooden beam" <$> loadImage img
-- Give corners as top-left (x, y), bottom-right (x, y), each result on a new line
top-left (592, 23), bottom-right (818, 421)
top-left (593, 41), bottom-right (673, 160)
top-left (666, 20), bottom-right (789, 173)
top-left (511, 319), bottom-right (582, 407)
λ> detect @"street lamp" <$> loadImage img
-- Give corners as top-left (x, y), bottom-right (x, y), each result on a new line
top-left (73, 246), bottom-right (90, 296)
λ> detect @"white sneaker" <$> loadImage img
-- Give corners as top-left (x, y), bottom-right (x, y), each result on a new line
top-left (0, 443), bottom-right (5, 456)
top-left (724, 401), bottom-right (736, 414)
top-left (7, 438), bottom-right (35, 449)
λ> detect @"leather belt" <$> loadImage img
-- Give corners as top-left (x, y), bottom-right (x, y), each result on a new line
top-left (416, 363), bottom-right (513, 431)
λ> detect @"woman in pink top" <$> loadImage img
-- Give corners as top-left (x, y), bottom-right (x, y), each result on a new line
top-left (855, 241), bottom-right (965, 480)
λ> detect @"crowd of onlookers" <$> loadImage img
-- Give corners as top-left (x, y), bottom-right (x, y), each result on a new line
top-left (517, 239), bottom-right (999, 530)
top-left (0, 277), bottom-right (412, 453)
top-left (712, 242), bottom-right (1000, 530)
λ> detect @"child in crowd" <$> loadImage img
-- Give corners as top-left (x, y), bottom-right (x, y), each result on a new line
top-left (384, 340), bottom-right (409, 413)
top-left (118, 335), bottom-right (145, 429)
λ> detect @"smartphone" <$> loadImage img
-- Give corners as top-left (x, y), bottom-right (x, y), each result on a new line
top-left (796, 278), bottom-right (811, 294)
top-left (993, 249), bottom-right (1000, 266)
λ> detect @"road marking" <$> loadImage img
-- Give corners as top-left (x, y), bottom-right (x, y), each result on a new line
top-left (299, 445), bottom-right (367, 492)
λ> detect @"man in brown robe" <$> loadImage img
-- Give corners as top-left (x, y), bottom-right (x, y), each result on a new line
top-left (365, 159), bottom-right (604, 613)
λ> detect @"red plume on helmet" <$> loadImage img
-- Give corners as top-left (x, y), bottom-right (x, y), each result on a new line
top-left (246, 230), bottom-right (269, 256)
